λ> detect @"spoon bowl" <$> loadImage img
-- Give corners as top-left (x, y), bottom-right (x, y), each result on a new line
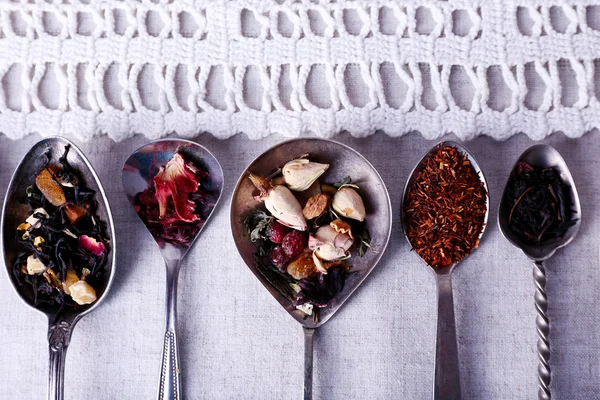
top-left (122, 139), bottom-right (223, 400)
top-left (498, 144), bottom-right (581, 400)
top-left (231, 138), bottom-right (392, 328)
top-left (401, 140), bottom-right (490, 400)
top-left (1, 137), bottom-right (116, 400)
top-left (498, 144), bottom-right (581, 261)
top-left (230, 138), bottom-right (392, 399)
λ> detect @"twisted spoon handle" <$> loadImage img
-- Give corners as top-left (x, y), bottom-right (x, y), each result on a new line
top-left (533, 261), bottom-right (551, 400)
top-left (158, 259), bottom-right (182, 400)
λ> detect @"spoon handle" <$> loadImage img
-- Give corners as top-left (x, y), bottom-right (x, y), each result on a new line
top-left (434, 273), bottom-right (461, 400)
top-left (47, 319), bottom-right (75, 400)
top-left (303, 327), bottom-right (316, 400)
top-left (533, 261), bottom-right (551, 400)
top-left (158, 260), bottom-right (182, 400)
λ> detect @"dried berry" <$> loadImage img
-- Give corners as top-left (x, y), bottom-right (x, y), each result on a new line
top-left (282, 230), bottom-right (306, 259)
top-left (266, 221), bottom-right (290, 244)
top-left (269, 245), bottom-right (288, 269)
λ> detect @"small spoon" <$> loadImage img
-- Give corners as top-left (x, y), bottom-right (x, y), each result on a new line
top-left (498, 144), bottom-right (581, 400)
top-left (1, 137), bottom-right (116, 400)
top-left (401, 141), bottom-right (490, 400)
top-left (231, 138), bottom-right (392, 400)
top-left (122, 139), bottom-right (223, 400)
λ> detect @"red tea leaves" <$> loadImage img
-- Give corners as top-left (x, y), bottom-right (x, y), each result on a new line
top-left (404, 145), bottom-right (487, 268)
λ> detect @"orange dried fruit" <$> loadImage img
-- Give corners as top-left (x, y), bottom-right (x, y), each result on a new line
top-left (286, 252), bottom-right (317, 280)
top-left (302, 193), bottom-right (330, 220)
top-left (35, 166), bottom-right (66, 206)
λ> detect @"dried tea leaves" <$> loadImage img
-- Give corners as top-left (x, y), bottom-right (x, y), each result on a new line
top-left (506, 161), bottom-right (576, 245)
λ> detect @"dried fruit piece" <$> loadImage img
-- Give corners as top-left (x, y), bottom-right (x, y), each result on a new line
top-left (33, 236), bottom-right (45, 250)
top-left (35, 167), bottom-right (66, 206)
top-left (26, 254), bottom-right (46, 275)
top-left (62, 269), bottom-right (79, 295)
top-left (266, 221), bottom-right (290, 244)
top-left (269, 245), bottom-right (288, 269)
top-left (302, 193), bottom-right (330, 220)
top-left (64, 204), bottom-right (87, 225)
top-left (286, 252), bottom-right (317, 280)
top-left (68, 280), bottom-right (97, 305)
top-left (281, 230), bottom-right (306, 259)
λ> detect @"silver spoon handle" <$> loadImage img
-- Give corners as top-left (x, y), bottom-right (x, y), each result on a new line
top-left (47, 319), bottom-right (75, 400)
top-left (533, 261), bottom-right (551, 400)
top-left (158, 260), bottom-right (182, 400)
top-left (303, 327), bottom-right (316, 400)
top-left (434, 273), bottom-right (461, 400)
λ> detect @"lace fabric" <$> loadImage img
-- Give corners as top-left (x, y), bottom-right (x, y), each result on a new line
top-left (0, 0), bottom-right (599, 141)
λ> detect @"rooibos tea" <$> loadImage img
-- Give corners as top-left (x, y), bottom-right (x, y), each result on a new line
top-left (403, 145), bottom-right (488, 268)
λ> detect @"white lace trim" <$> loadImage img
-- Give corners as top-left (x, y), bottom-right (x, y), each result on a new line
top-left (0, 0), bottom-right (599, 141)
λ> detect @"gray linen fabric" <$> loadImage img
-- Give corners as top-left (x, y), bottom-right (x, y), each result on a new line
top-left (0, 132), bottom-right (598, 400)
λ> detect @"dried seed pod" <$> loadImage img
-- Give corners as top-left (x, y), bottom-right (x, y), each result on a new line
top-left (332, 186), bottom-right (366, 221)
top-left (282, 159), bottom-right (329, 191)
top-left (302, 193), bottom-right (330, 220)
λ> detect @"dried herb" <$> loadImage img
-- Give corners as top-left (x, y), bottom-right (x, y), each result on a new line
top-left (13, 145), bottom-right (109, 310)
top-left (404, 145), bottom-right (487, 268)
top-left (506, 161), bottom-right (576, 244)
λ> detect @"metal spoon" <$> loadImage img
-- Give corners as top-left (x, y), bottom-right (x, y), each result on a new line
top-left (230, 138), bottom-right (392, 400)
top-left (1, 137), bottom-right (116, 400)
top-left (401, 141), bottom-right (490, 400)
top-left (498, 144), bottom-right (581, 400)
top-left (122, 139), bottom-right (223, 400)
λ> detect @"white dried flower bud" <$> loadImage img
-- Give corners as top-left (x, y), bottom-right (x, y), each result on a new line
top-left (332, 186), bottom-right (366, 221)
top-left (282, 159), bottom-right (329, 192)
top-left (249, 174), bottom-right (307, 231)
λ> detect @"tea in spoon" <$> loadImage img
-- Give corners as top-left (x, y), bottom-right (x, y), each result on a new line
top-left (122, 139), bottom-right (223, 400)
top-left (498, 144), bottom-right (581, 400)
top-left (401, 141), bottom-right (490, 400)
top-left (1, 137), bottom-right (116, 400)
top-left (231, 138), bottom-right (392, 399)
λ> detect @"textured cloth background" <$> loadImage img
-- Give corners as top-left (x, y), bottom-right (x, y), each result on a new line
top-left (0, 132), bottom-right (598, 399)
top-left (2, 0), bottom-right (600, 141)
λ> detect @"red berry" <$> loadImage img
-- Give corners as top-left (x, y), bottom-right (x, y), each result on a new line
top-left (266, 221), bottom-right (290, 243)
top-left (270, 245), bottom-right (288, 269)
top-left (281, 230), bottom-right (306, 259)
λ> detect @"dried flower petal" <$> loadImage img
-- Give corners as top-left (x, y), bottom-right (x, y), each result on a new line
top-left (153, 153), bottom-right (201, 222)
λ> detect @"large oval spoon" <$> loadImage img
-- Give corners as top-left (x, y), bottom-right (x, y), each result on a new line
top-left (401, 141), bottom-right (490, 400)
top-left (122, 139), bottom-right (223, 400)
top-left (498, 144), bottom-right (581, 400)
top-left (1, 137), bottom-right (116, 400)
top-left (230, 138), bottom-right (392, 399)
